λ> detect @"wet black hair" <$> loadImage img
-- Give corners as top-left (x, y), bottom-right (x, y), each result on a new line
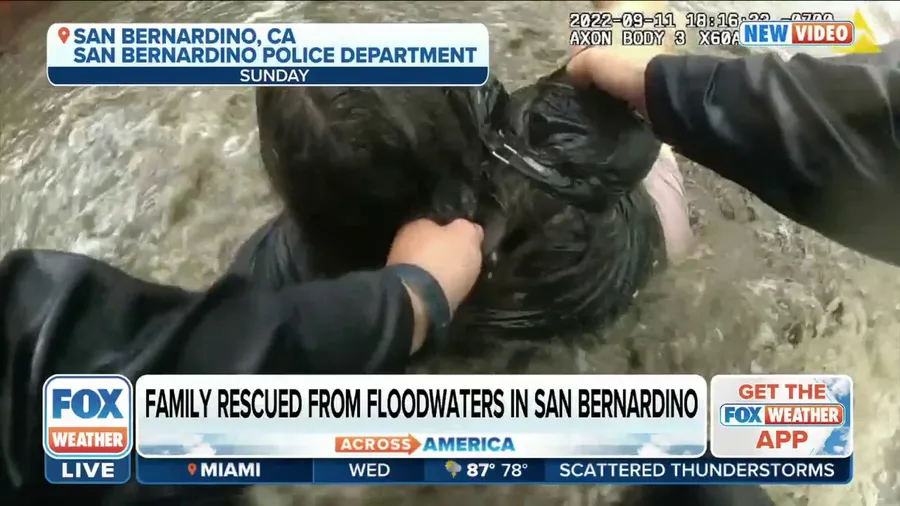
top-left (500, 67), bottom-right (662, 213)
top-left (451, 70), bottom-right (666, 340)
top-left (255, 86), bottom-right (490, 275)
top-left (254, 70), bottom-right (666, 341)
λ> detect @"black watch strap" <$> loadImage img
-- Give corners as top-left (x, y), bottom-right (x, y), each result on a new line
top-left (386, 264), bottom-right (452, 352)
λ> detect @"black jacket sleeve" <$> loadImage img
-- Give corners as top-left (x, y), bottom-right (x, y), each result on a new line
top-left (645, 42), bottom-right (900, 265)
top-left (0, 248), bottom-right (415, 378)
top-left (0, 248), bottom-right (417, 503)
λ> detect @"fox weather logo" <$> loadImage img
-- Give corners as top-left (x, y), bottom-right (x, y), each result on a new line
top-left (43, 374), bottom-right (134, 484)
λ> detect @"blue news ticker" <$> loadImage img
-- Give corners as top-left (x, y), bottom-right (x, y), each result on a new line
top-left (46, 66), bottom-right (490, 86)
top-left (135, 456), bottom-right (853, 485)
top-left (45, 455), bottom-right (132, 484)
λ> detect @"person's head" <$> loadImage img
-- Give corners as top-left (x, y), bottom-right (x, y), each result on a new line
top-left (500, 67), bottom-right (661, 214)
top-left (451, 69), bottom-right (666, 341)
top-left (254, 72), bottom-right (665, 342)
top-left (255, 86), bottom-right (491, 270)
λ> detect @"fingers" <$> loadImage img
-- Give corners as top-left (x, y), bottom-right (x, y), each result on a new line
top-left (400, 217), bottom-right (484, 249)
top-left (388, 217), bottom-right (485, 316)
top-left (447, 218), bottom-right (484, 242)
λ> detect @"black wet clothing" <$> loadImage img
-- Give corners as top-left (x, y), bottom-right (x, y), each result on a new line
top-left (646, 41), bottom-right (900, 265)
top-left (0, 247), bottom-right (424, 504)
top-left (4, 40), bottom-right (895, 506)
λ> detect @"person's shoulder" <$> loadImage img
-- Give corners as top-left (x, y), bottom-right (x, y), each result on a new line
top-left (226, 213), bottom-right (314, 288)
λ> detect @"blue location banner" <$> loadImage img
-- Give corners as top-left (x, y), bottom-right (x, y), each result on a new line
top-left (46, 23), bottom-right (492, 87)
top-left (136, 455), bottom-right (853, 485)
top-left (46, 66), bottom-right (491, 87)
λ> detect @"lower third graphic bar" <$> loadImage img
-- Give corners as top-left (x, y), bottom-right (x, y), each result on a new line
top-left (135, 456), bottom-right (852, 485)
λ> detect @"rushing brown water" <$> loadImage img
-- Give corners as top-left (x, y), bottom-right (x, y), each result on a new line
top-left (0, 2), bottom-right (898, 506)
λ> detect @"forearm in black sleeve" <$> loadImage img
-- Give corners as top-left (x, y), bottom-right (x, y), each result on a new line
top-left (644, 43), bottom-right (900, 264)
top-left (0, 248), bottom-right (415, 380)
top-left (0, 248), bottom-right (415, 502)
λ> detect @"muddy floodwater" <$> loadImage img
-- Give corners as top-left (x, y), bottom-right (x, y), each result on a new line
top-left (1, 2), bottom-right (898, 506)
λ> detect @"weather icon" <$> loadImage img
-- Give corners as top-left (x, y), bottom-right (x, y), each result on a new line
top-left (445, 460), bottom-right (461, 478)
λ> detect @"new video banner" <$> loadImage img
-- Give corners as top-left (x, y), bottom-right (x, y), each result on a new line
top-left (134, 456), bottom-right (853, 485)
top-left (46, 23), bottom-right (491, 86)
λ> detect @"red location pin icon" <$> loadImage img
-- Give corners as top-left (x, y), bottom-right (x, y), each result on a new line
top-left (58, 27), bottom-right (70, 44)
top-left (187, 463), bottom-right (197, 476)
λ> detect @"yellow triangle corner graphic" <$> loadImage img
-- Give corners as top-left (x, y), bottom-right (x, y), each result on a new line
top-left (833, 9), bottom-right (882, 54)
top-left (832, 34), bottom-right (882, 55)
top-left (851, 10), bottom-right (873, 35)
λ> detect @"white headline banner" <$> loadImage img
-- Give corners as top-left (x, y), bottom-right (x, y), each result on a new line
top-left (135, 375), bottom-right (708, 459)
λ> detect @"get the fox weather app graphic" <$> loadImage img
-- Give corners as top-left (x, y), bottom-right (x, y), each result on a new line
top-left (711, 374), bottom-right (853, 459)
top-left (43, 374), bottom-right (133, 484)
